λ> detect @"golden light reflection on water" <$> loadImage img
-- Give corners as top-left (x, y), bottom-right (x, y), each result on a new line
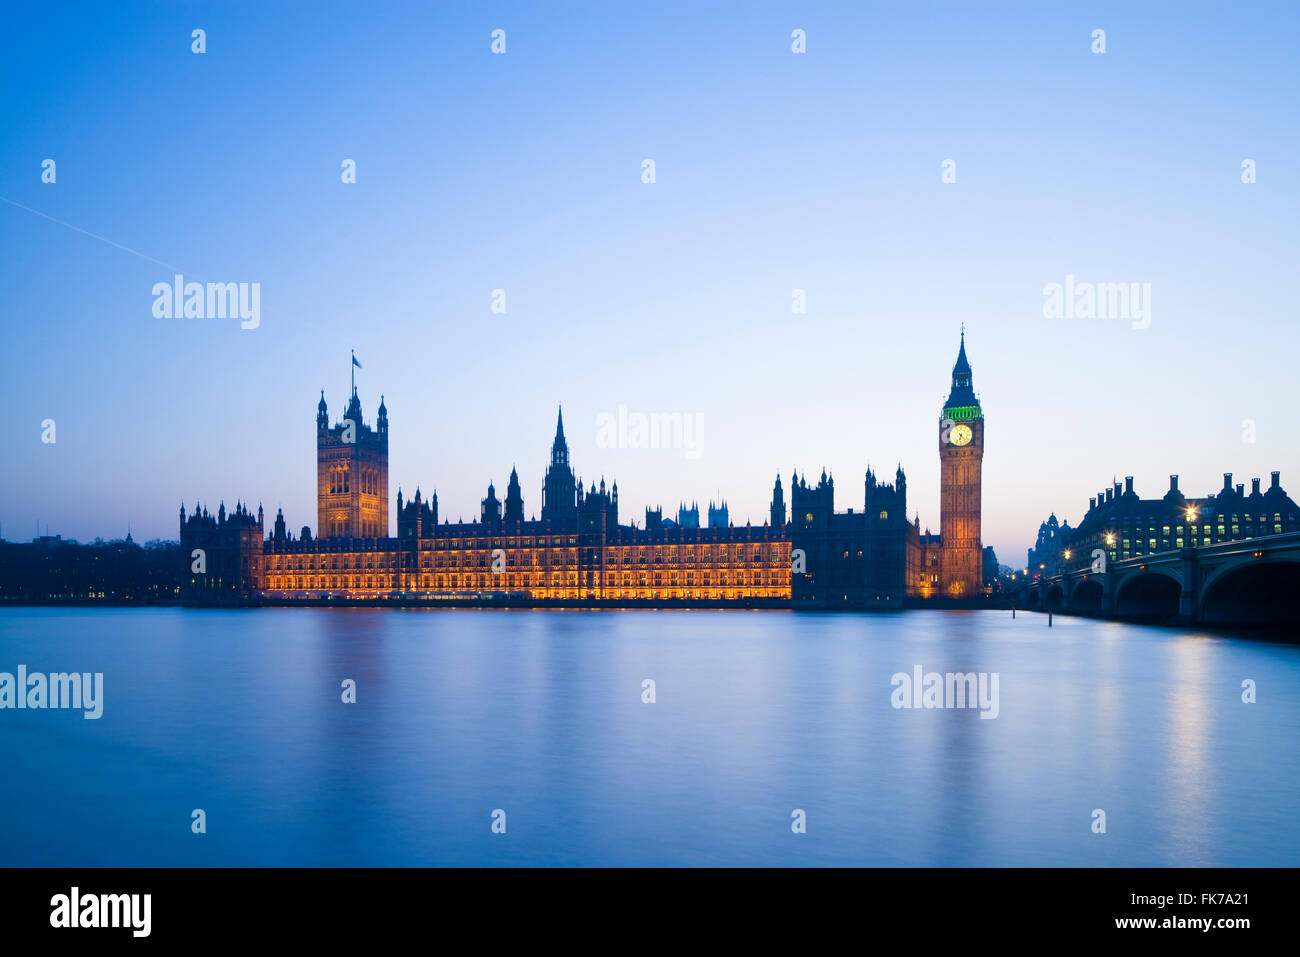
top-left (1164, 636), bottom-right (1216, 865)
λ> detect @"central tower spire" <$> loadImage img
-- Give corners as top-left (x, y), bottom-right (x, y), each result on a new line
top-left (551, 404), bottom-right (569, 465)
top-left (542, 403), bottom-right (577, 528)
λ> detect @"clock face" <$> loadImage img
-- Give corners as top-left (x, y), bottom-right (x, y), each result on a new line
top-left (950, 424), bottom-right (973, 447)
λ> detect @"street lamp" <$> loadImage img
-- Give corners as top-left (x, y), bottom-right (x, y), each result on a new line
top-left (1186, 506), bottom-right (1198, 548)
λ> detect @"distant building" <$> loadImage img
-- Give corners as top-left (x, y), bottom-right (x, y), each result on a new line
top-left (982, 545), bottom-right (1002, 592)
top-left (1026, 513), bottom-right (1074, 579)
top-left (0, 535), bottom-right (182, 604)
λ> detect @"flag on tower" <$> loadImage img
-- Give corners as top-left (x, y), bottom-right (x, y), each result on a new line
top-left (352, 352), bottom-right (362, 369)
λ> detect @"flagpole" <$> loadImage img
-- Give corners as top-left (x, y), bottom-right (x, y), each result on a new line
top-left (351, 349), bottom-right (355, 396)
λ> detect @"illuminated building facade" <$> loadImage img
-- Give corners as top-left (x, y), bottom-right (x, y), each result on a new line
top-left (908, 525), bottom-right (942, 599)
top-left (1062, 472), bottom-right (1300, 570)
top-left (936, 330), bottom-right (984, 596)
top-left (253, 404), bottom-right (792, 603)
top-left (180, 360), bottom-right (947, 607)
top-left (902, 330), bottom-right (985, 598)
top-left (261, 523), bottom-right (791, 602)
top-left (316, 386), bottom-right (389, 540)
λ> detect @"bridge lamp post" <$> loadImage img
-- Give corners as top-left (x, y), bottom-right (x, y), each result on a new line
top-left (1179, 506), bottom-right (1202, 622)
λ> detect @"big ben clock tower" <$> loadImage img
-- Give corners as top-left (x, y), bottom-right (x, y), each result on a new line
top-left (938, 327), bottom-right (984, 596)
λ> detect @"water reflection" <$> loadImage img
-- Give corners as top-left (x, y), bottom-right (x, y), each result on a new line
top-left (0, 608), bottom-right (1296, 866)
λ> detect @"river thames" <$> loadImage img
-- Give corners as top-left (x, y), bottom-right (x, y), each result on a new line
top-left (1, 607), bottom-right (1296, 866)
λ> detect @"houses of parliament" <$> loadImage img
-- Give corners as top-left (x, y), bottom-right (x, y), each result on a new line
top-left (180, 334), bottom-right (986, 606)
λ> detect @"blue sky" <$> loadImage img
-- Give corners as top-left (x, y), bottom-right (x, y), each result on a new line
top-left (2, 1), bottom-right (1297, 563)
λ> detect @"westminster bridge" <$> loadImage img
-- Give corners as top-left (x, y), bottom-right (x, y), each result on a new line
top-left (1011, 531), bottom-right (1300, 626)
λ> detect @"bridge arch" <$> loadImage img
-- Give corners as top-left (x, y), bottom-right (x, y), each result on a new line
top-left (1068, 577), bottom-right (1104, 616)
top-left (1113, 568), bottom-right (1182, 620)
top-left (1200, 556), bottom-right (1300, 625)
top-left (1045, 582), bottom-right (1066, 612)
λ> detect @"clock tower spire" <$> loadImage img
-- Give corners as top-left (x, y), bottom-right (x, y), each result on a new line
top-left (938, 327), bottom-right (984, 597)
